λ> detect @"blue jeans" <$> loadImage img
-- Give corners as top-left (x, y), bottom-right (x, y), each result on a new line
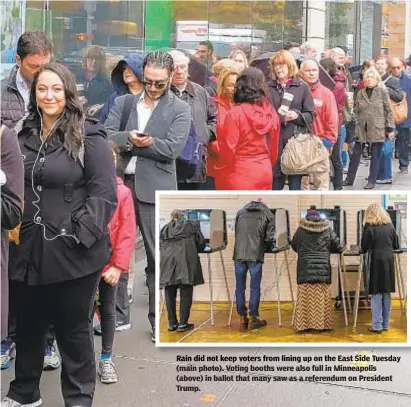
top-left (340, 125), bottom-right (348, 167)
top-left (234, 261), bottom-right (263, 317)
top-left (397, 127), bottom-right (411, 169)
top-left (371, 293), bottom-right (391, 330)
top-left (377, 152), bottom-right (393, 180)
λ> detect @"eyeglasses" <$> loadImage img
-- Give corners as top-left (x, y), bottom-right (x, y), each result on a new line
top-left (391, 66), bottom-right (402, 70)
top-left (142, 78), bottom-right (169, 89)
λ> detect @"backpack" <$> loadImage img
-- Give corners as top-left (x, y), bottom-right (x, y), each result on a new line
top-left (176, 122), bottom-right (206, 181)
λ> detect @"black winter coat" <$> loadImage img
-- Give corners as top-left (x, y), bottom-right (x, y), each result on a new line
top-left (381, 73), bottom-right (404, 103)
top-left (361, 223), bottom-right (399, 295)
top-left (291, 219), bottom-right (344, 285)
top-left (9, 118), bottom-right (117, 285)
top-left (268, 78), bottom-right (316, 150)
top-left (233, 201), bottom-right (275, 263)
top-left (160, 220), bottom-right (206, 289)
top-left (0, 66), bottom-right (25, 129)
top-left (1, 125), bottom-right (24, 340)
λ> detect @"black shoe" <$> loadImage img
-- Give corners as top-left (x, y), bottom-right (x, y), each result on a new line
top-left (368, 327), bottom-right (382, 334)
top-left (168, 323), bottom-right (179, 332)
top-left (94, 324), bottom-right (102, 336)
top-left (364, 182), bottom-right (375, 189)
top-left (151, 326), bottom-right (155, 342)
top-left (177, 323), bottom-right (195, 332)
top-left (343, 180), bottom-right (353, 186)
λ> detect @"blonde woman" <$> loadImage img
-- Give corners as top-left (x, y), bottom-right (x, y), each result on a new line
top-left (229, 50), bottom-right (248, 71)
top-left (350, 67), bottom-right (395, 189)
top-left (205, 58), bottom-right (238, 97)
top-left (361, 204), bottom-right (400, 333)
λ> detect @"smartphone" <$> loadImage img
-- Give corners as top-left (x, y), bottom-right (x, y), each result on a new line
top-left (135, 132), bottom-right (149, 138)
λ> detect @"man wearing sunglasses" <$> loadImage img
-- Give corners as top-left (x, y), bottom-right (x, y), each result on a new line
top-left (105, 51), bottom-right (191, 343)
top-left (390, 57), bottom-right (411, 175)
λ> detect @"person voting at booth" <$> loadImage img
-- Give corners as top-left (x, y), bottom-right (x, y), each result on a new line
top-left (233, 200), bottom-right (275, 331)
top-left (160, 210), bottom-right (206, 332)
top-left (292, 209), bottom-right (344, 332)
top-left (361, 204), bottom-right (400, 333)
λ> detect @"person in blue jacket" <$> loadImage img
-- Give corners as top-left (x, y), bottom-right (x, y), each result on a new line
top-left (390, 57), bottom-right (411, 174)
top-left (100, 53), bottom-right (145, 123)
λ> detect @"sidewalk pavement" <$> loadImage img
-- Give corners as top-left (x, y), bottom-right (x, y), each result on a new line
top-left (342, 157), bottom-right (410, 191)
top-left (1, 257), bottom-right (410, 407)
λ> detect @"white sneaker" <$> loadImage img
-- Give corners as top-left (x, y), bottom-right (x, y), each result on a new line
top-left (115, 323), bottom-right (131, 332)
top-left (43, 343), bottom-right (61, 370)
top-left (98, 360), bottom-right (118, 384)
top-left (1, 397), bottom-right (42, 407)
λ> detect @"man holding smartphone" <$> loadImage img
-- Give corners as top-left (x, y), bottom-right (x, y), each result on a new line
top-left (105, 51), bottom-right (191, 342)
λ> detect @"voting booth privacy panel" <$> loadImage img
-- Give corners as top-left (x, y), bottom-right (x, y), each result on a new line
top-left (158, 194), bottom-right (407, 303)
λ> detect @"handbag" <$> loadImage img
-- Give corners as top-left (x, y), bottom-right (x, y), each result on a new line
top-left (280, 113), bottom-right (330, 175)
top-left (383, 76), bottom-right (408, 125)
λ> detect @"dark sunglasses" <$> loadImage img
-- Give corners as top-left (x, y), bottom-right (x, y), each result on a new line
top-left (142, 78), bottom-right (169, 89)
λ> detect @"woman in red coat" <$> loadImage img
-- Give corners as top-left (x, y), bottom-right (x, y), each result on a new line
top-left (96, 142), bottom-right (137, 384)
top-left (209, 64), bottom-right (241, 189)
top-left (215, 67), bottom-right (280, 190)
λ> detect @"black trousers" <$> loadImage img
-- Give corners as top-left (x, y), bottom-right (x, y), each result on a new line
top-left (330, 134), bottom-right (344, 190)
top-left (134, 199), bottom-right (156, 328)
top-left (98, 278), bottom-right (117, 356)
top-left (115, 272), bottom-right (130, 325)
top-left (7, 271), bottom-right (100, 407)
top-left (164, 284), bottom-right (194, 325)
top-left (346, 142), bottom-right (383, 184)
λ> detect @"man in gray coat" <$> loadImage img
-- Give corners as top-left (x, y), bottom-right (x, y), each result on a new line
top-left (105, 51), bottom-right (191, 342)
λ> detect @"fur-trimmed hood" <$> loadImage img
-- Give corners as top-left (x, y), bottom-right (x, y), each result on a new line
top-left (299, 218), bottom-right (330, 233)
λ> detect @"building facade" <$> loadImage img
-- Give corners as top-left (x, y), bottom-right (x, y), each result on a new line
top-left (1, 0), bottom-right (410, 78)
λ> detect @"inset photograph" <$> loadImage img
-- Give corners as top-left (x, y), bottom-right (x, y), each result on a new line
top-left (156, 193), bottom-right (407, 345)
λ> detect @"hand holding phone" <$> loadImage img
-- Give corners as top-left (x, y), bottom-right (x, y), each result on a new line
top-left (128, 130), bottom-right (153, 147)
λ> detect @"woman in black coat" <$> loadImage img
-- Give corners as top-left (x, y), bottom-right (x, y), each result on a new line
top-left (291, 209), bottom-right (344, 332)
top-left (2, 62), bottom-right (117, 407)
top-left (160, 210), bottom-right (206, 332)
top-left (361, 204), bottom-right (400, 333)
top-left (268, 50), bottom-right (316, 191)
top-left (0, 124), bottom-right (24, 343)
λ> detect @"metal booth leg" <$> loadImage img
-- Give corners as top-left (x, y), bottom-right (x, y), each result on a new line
top-left (353, 255), bottom-right (363, 329)
top-left (337, 254), bottom-right (348, 327)
top-left (284, 250), bottom-right (296, 326)
top-left (219, 251), bottom-right (232, 326)
top-left (395, 253), bottom-right (407, 313)
top-left (208, 253), bottom-right (214, 326)
top-left (394, 253), bottom-right (405, 313)
top-left (340, 254), bottom-right (352, 314)
top-left (275, 254), bottom-right (282, 326)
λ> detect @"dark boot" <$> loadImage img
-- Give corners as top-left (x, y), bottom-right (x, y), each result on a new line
top-left (249, 316), bottom-right (267, 330)
top-left (239, 315), bottom-right (249, 332)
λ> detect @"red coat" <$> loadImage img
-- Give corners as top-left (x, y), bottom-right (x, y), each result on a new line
top-left (310, 82), bottom-right (339, 144)
top-left (208, 95), bottom-right (232, 179)
top-left (102, 177), bottom-right (137, 274)
top-left (215, 100), bottom-right (280, 190)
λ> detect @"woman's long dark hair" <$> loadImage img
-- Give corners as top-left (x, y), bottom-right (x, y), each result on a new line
top-left (233, 67), bottom-right (268, 104)
top-left (24, 62), bottom-right (85, 158)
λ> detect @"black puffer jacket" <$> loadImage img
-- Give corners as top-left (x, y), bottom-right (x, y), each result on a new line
top-left (291, 218), bottom-right (344, 284)
top-left (0, 66), bottom-right (25, 129)
top-left (160, 220), bottom-right (206, 288)
top-left (233, 201), bottom-right (275, 263)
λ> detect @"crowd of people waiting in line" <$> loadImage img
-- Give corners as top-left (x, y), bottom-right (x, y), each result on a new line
top-left (0, 30), bottom-right (410, 407)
